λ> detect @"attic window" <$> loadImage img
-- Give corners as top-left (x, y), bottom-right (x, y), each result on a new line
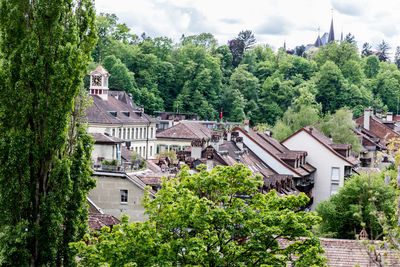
top-left (109, 111), bottom-right (117, 117)
top-left (122, 111), bottom-right (130, 117)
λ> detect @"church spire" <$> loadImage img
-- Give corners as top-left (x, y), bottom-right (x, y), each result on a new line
top-left (328, 17), bottom-right (335, 43)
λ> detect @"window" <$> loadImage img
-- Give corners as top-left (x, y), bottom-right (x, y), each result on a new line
top-left (144, 128), bottom-right (147, 138)
top-left (135, 128), bottom-right (138, 139)
top-left (118, 128), bottom-right (121, 138)
top-left (150, 146), bottom-right (153, 156)
top-left (140, 128), bottom-right (143, 139)
top-left (330, 167), bottom-right (340, 195)
top-left (151, 127), bottom-right (154, 138)
top-left (112, 128), bottom-right (115, 136)
top-left (139, 146), bottom-right (142, 156)
top-left (120, 189), bottom-right (128, 203)
top-left (123, 128), bottom-right (126, 139)
top-left (127, 128), bottom-right (130, 139)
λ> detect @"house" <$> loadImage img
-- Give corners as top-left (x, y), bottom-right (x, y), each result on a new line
top-left (354, 108), bottom-right (400, 168)
top-left (156, 121), bottom-right (213, 154)
top-left (90, 132), bottom-right (124, 169)
top-left (232, 126), bottom-right (316, 199)
top-left (88, 171), bottom-right (155, 222)
top-left (282, 126), bottom-right (359, 209)
top-left (86, 62), bottom-right (157, 159)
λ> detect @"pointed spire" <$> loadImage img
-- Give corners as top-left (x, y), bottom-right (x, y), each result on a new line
top-left (314, 26), bottom-right (323, 47)
top-left (328, 17), bottom-right (335, 43)
top-left (340, 30), bottom-right (343, 42)
top-left (284, 40), bottom-right (286, 49)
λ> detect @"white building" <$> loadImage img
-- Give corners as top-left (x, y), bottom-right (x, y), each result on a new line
top-left (282, 126), bottom-right (359, 209)
top-left (86, 62), bottom-right (157, 160)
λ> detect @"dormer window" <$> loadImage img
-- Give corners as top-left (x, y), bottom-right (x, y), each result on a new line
top-left (109, 111), bottom-right (117, 117)
top-left (122, 111), bottom-right (130, 117)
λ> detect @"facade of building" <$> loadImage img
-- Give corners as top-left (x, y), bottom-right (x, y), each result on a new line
top-left (88, 171), bottom-right (155, 222)
top-left (282, 126), bottom-right (359, 209)
top-left (156, 121), bottom-right (213, 154)
top-left (86, 62), bottom-right (157, 159)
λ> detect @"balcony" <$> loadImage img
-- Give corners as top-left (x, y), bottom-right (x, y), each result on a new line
top-left (296, 181), bottom-right (314, 193)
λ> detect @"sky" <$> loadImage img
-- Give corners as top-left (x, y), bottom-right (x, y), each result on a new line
top-left (95, 0), bottom-right (400, 53)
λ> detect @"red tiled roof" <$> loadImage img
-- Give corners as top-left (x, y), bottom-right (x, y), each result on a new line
top-left (88, 213), bottom-right (120, 231)
top-left (279, 238), bottom-right (400, 266)
top-left (355, 114), bottom-right (400, 142)
top-left (156, 122), bottom-right (212, 140)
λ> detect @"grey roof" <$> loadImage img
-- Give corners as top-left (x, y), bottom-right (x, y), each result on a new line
top-left (86, 91), bottom-right (157, 125)
top-left (90, 132), bottom-right (123, 143)
top-left (314, 35), bottom-right (323, 47)
top-left (328, 18), bottom-right (335, 43)
top-left (156, 122), bottom-right (212, 140)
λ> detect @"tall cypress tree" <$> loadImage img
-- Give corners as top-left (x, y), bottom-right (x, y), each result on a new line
top-left (0, 0), bottom-right (97, 266)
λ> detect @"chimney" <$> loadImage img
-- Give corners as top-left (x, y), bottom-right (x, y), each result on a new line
top-left (244, 120), bottom-right (250, 132)
top-left (265, 129), bottom-right (271, 136)
top-left (226, 131), bottom-right (232, 142)
top-left (328, 133), bottom-right (333, 142)
top-left (387, 112), bottom-right (393, 122)
top-left (211, 133), bottom-right (220, 152)
top-left (191, 138), bottom-right (203, 160)
top-left (231, 131), bottom-right (239, 142)
top-left (376, 109), bottom-right (382, 119)
top-left (364, 107), bottom-right (372, 131)
top-left (204, 147), bottom-right (214, 171)
top-left (236, 136), bottom-right (244, 151)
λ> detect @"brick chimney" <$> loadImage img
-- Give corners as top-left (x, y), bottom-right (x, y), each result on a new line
top-left (191, 138), bottom-right (203, 160)
top-left (226, 130), bottom-right (232, 141)
top-left (364, 107), bottom-right (373, 131)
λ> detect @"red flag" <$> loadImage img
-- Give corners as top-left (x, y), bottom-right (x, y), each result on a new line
top-left (220, 108), bottom-right (223, 119)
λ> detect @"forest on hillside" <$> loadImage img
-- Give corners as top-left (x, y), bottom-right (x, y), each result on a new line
top-left (90, 14), bottom-right (400, 131)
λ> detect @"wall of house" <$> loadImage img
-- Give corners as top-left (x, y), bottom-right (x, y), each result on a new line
top-left (88, 123), bottom-right (157, 159)
top-left (282, 130), bottom-right (350, 210)
top-left (235, 130), bottom-right (297, 177)
top-left (88, 175), bottom-right (148, 222)
top-left (155, 138), bottom-right (192, 154)
top-left (92, 143), bottom-right (116, 163)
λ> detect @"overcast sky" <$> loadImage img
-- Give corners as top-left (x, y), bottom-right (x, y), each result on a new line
top-left (95, 0), bottom-right (400, 53)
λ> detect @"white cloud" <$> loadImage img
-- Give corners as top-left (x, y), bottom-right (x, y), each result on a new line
top-left (95, 0), bottom-right (400, 54)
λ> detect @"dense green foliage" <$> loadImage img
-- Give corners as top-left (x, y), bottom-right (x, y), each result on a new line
top-left (0, 1), bottom-right (97, 265)
top-left (315, 172), bottom-right (396, 239)
top-left (73, 164), bottom-right (326, 266)
top-left (93, 13), bottom-right (400, 128)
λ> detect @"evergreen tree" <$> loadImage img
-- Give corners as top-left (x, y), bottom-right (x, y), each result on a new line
top-left (376, 40), bottom-right (391, 62)
top-left (361, 42), bottom-right (372, 57)
top-left (394, 46), bottom-right (400, 69)
top-left (0, 1), bottom-right (97, 265)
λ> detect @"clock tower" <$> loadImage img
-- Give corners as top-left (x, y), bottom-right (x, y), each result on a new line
top-left (89, 60), bottom-right (110, 101)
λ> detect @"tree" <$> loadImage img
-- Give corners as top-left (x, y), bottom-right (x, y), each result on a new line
top-left (376, 40), bottom-right (390, 62)
top-left (363, 55), bottom-right (380, 78)
top-left (344, 33), bottom-right (356, 44)
top-left (315, 172), bottom-right (396, 239)
top-left (295, 45), bottom-right (306, 57)
top-left (314, 41), bottom-right (359, 70)
top-left (394, 46), bottom-right (400, 69)
top-left (362, 42), bottom-right (372, 57)
top-left (273, 105), bottom-right (320, 141)
top-left (228, 30), bottom-right (256, 67)
top-left (0, 1), bottom-right (97, 266)
top-left (318, 108), bottom-right (362, 153)
top-left (73, 164), bottom-right (327, 266)
top-left (181, 33), bottom-right (218, 50)
top-left (315, 61), bottom-right (345, 113)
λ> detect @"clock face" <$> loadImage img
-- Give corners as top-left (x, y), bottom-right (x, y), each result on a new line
top-left (92, 75), bottom-right (102, 86)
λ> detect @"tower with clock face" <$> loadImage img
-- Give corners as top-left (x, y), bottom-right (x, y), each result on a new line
top-left (89, 61), bottom-right (111, 101)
